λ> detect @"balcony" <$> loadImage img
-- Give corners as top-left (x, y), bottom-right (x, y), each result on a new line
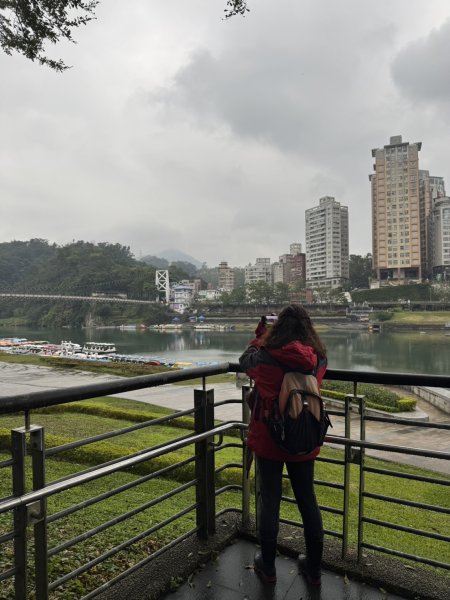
top-left (0, 365), bottom-right (449, 599)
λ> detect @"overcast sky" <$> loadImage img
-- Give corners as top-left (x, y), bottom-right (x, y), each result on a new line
top-left (1, 0), bottom-right (450, 267)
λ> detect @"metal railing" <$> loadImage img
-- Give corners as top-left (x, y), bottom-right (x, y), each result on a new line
top-left (0, 364), bottom-right (449, 599)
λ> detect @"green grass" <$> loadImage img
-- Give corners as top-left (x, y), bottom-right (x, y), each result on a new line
top-left (0, 352), bottom-right (172, 377)
top-left (377, 311), bottom-right (450, 325)
top-left (0, 396), bottom-right (449, 598)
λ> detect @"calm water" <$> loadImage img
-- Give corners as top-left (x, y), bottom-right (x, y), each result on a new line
top-left (0, 326), bottom-right (449, 375)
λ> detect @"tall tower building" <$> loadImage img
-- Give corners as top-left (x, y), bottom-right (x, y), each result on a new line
top-left (419, 171), bottom-right (446, 277)
top-left (305, 196), bottom-right (349, 289)
top-left (370, 135), bottom-right (422, 285)
top-left (428, 196), bottom-right (450, 280)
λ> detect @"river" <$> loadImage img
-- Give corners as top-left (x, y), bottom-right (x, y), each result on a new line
top-left (1, 325), bottom-right (449, 375)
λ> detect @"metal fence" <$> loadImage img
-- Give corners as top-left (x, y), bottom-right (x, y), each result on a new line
top-left (0, 364), bottom-right (449, 599)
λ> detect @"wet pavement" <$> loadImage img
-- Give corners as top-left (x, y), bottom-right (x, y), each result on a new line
top-left (0, 362), bottom-right (449, 474)
top-left (159, 539), bottom-right (407, 600)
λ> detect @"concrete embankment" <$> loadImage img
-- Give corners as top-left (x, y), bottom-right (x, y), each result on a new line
top-left (409, 386), bottom-right (450, 415)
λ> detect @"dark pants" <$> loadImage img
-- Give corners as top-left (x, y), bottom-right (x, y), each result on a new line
top-left (256, 456), bottom-right (323, 574)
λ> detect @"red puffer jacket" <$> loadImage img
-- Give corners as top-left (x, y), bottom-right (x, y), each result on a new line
top-left (239, 339), bottom-right (327, 462)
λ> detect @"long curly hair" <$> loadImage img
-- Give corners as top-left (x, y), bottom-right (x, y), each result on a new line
top-left (262, 304), bottom-right (327, 358)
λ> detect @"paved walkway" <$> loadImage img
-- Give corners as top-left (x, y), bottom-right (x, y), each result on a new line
top-left (1, 363), bottom-right (449, 474)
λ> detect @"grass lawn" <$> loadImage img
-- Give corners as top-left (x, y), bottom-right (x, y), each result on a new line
top-left (379, 311), bottom-right (450, 325)
top-left (0, 396), bottom-right (449, 598)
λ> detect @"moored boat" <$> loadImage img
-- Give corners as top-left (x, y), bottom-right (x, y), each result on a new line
top-left (82, 342), bottom-right (117, 354)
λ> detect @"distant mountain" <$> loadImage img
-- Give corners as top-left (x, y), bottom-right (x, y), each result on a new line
top-left (157, 248), bottom-right (202, 268)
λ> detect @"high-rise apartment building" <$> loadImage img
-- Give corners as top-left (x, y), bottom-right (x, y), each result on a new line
top-left (218, 261), bottom-right (234, 291)
top-left (305, 196), bottom-right (349, 289)
top-left (370, 135), bottom-right (422, 284)
top-left (418, 171), bottom-right (446, 277)
top-left (428, 196), bottom-right (450, 280)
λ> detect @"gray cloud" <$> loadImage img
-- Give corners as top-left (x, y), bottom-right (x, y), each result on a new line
top-left (1, 0), bottom-right (450, 267)
top-left (392, 19), bottom-right (450, 105)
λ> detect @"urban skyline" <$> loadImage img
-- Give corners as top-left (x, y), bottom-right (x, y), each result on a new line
top-left (2, 3), bottom-right (450, 266)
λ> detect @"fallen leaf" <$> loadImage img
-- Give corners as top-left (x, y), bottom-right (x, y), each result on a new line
top-left (379, 588), bottom-right (387, 595)
top-left (206, 580), bottom-right (212, 588)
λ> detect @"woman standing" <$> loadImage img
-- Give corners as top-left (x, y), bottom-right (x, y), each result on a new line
top-left (239, 304), bottom-right (327, 587)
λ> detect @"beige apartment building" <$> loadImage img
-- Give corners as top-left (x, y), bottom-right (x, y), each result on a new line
top-left (370, 135), bottom-right (422, 285)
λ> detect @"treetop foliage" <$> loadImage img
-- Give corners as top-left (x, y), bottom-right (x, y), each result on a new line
top-left (224, 0), bottom-right (249, 19)
top-left (1, 1), bottom-right (249, 70)
top-left (0, 0), bottom-right (98, 71)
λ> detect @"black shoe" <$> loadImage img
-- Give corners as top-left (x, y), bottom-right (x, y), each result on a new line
top-left (298, 554), bottom-right (321, 587)
top-left (254, 552), bottom-right (277, 583)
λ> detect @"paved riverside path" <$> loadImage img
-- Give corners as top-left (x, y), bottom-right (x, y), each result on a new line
top-left (0, 362), bottom-right (449, 474)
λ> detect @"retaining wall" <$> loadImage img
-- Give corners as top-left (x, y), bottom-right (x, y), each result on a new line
top-left (410, 386), bottom-right (450, 415)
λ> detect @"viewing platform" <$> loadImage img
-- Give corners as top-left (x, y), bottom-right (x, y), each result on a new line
top-left (0, 364), bottom-right (449, 599)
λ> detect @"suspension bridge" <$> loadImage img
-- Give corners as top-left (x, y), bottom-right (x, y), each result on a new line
top-left (0, 293), bottom-right (158, 305)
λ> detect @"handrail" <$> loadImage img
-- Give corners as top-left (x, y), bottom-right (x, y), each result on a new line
top-left (1, 428), bottom-right (447, 516)
top-left (1, 363), bottom-right (450, 415)
top-left (0, 362), bottom-right (231, 414)
top-left (0, 421), bottom-right (246, 515)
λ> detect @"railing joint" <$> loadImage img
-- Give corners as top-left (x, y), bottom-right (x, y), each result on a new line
top-left (26, 500), bottom-right (46, 526)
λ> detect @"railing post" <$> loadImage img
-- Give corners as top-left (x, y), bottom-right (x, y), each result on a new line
top-left (357, 396), bottom-right (367, 562)
top-left (342, 394), bottom-right (352, 559)
top-left (194, 388), bottom-right (215, 539)
top-left (11, 428), bottom-right (28, 600)
top-left (29, 426), bottom-right (48, 600)
top-left (241, 384), bottom-right (251, 531)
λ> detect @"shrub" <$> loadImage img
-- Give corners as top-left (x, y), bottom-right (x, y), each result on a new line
top-left (321, 381), bottom-right (416, 412)
top-left (373, 311), bottom-right (393, 322)
top-left (397, 397), bottom-right (417, 412)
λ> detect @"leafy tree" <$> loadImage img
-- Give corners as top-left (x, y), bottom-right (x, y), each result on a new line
top-left (224, 0), bottom-right (249, 18)
top-left (272, 282), bottom-right (290, 304)
top-left (348, 253), bottom-right (372, 290)
top-left (0, 0), bottom-right (98, 71)
top-left (247, 280), bottom-right (272, 304)
top-left (170, 260), bottom-right (198, 278)
top-left (220, 286), bottom-right (247, 304)
top-left (233, 267), bottom-right (245, 287)
top-left (140, 255), bottom-right (170, 269)
top-left (1, 1), bottom-right (249, 70)
top-left (197, 263), bottom-right (219, 288)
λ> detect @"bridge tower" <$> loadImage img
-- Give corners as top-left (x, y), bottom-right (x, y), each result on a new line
top-left (155, 270), bottom-right (170, 303)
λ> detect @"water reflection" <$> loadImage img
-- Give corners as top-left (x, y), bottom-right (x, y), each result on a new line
top-left (0, 326), bottom-right (448, 375)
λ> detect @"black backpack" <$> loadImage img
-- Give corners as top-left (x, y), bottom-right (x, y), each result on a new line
top-left (267, 357), bottom-right (332, 455)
